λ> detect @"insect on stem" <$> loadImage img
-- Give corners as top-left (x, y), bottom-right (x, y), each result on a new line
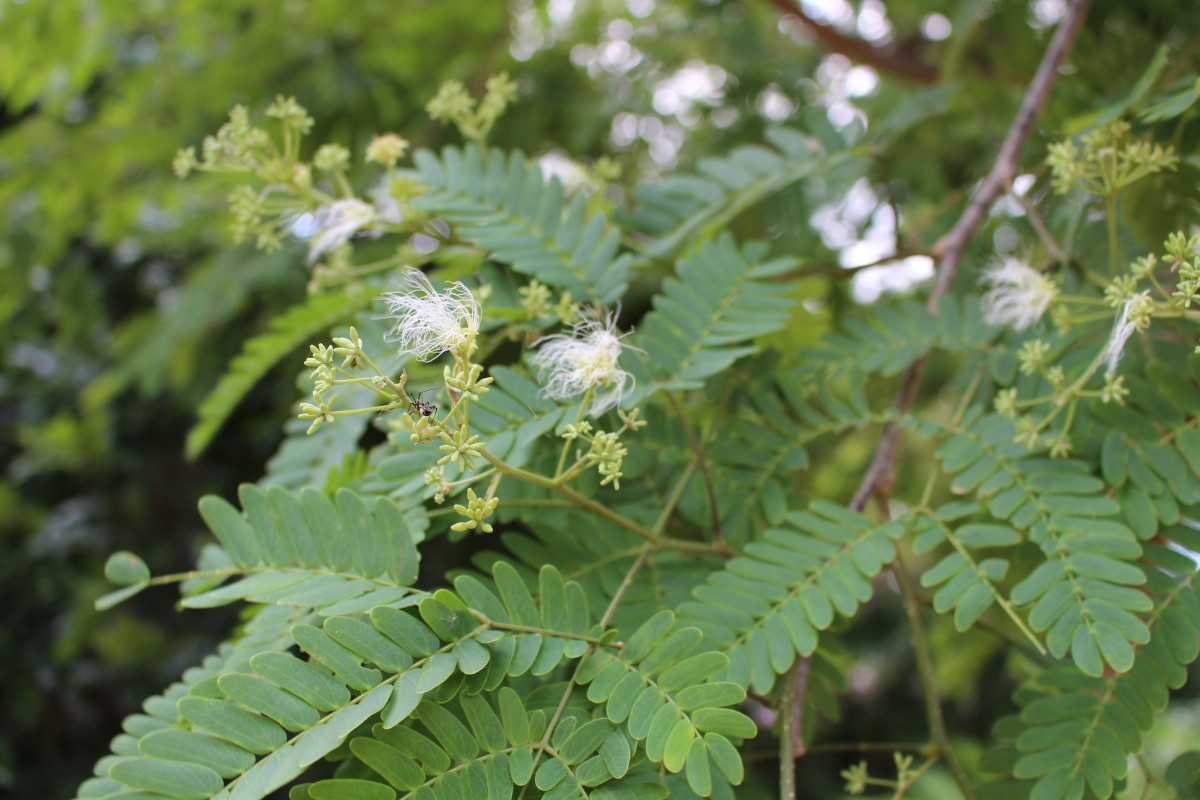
top-left (405, 388), bottom-right (439, 419)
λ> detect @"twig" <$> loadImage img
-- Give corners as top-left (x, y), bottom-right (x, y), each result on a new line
top-left (850, 0), bottom-right (1092, 512)
top-left (1010, 188), bottom-right (1065, 262)
top-left (790, 656), bottom-right (809, 757)
top-left (601, 547), bottom-right (651, 628)
top-left (666, 392), bottom-right (723, 543)
top-left (784, 250), bottom-right (931, 281)
top-left (766, 0), bottom-right (939, 85)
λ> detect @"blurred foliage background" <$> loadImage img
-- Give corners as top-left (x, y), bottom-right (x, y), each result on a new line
top-left (2, 0), bottom-right (1197, 796)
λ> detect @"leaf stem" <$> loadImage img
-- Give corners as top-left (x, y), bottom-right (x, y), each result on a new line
top-left (474, 618), bottom-right (608, 645)
top-left (478, 447), bottom-right (653, 540)
top-left (1106, 193), bottom-right (1122, 276)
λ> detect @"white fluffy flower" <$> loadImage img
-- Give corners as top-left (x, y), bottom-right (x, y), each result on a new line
top-left (530, 310), bottom-right (636, 416)
top-left (1102, 292), bottom-right (1153, 376)
top-left (980, 257), bottom-right (1058, 331)
top-left (382, 270), bottom-right (481, 361)
top-left (308, 198), bottom-right (376, 263)
top-left (1103, 303), bottom-right (1137, 377)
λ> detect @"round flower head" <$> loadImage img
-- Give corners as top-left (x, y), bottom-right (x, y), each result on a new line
top-left (308, 198), bottom-right (376, 263)
top-left (530, 309), bottom-right (637, 416)
top-left (980, 257), bottom-right (1058, 331)
top-left (382, 270), bottom-right (482, 361)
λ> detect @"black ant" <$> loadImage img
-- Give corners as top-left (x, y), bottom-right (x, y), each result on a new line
top-left (406, 389), bottom-right (438, 420)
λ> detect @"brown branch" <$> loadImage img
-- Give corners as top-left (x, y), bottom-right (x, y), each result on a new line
top-left (767, 0), bottom-right (939, 85)
top-left (789, 656), bottom-right (810, 757)
top-left (851, 0), bottom-right (1092, 512)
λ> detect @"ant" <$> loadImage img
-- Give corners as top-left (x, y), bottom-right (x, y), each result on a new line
top-left (405, 389), bottom-right (438, 420)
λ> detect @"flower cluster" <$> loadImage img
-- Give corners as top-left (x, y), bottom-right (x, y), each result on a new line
top-left (451, 488), bottom-right (500, 534)
top-left (1046, 120), bottom-right (1178, 197)
top-left (530, 310), bottom-right (637, 416)
top-left (427, 72), bottom-right (519, 146)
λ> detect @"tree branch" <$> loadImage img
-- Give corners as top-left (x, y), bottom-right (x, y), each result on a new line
top-left (851, 0), bottom-right (1091, 512)
top-left (766, 0), bottom-right (939, 85)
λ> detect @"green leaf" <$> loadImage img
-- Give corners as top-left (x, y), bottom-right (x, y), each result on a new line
top-left (560, 719), bottom-right (614, 765)
top-left (108, 756), bottom-right (224, 800)
top-left (498, 687), bottom-right (531, 746)
top-left (324, 617), bottom-right (414, 674)
top-left (137, 730), bottom-right (255, 779)
top-left (682, 506), bottom-right (902, 692)
top-left (622, 611), bottom-right (676, 664)
top-left (380, 670), bottom-right (422, 729)
top-left (459, 693), bottom-right (506, 753)
top-left (371, 607), bottom-right (440, 658)
top-left (1166, 751), bottom-right (1200, 796)
top-left (307, 778), bottom-right (396, 800)
top-left (538, 565), bottom-right (570, 632)
top-left (630, 235), bottom-right (797, 393)
top-left (509, 746), bottom-right (534, 785)
top-left (674, 682), bottom-right (744, 713)
top-left (217, 673), bottom-right (321, 732)
top-left (705, 733), bottom-right (744, 784)
top-left (413, 145), bottom-right (629, 302)
top-left (177, 696), bottom-right (287, 755)
top-left (249, 652), bottom-right (351, 713)
top-left (292, 624), bottom-right (382, 691)
top-left (416, 653), bottom-right (457, 693)
top-left (414, 701), bottom-right (479, 762)
top-left (685, 736), bottom-right (712, 796)
top-left (691, 708), bottom-right (756, 738)
top-left (493, 561), bottom-right (540, 628)
top-left (662, 720), bottom-right (695, 773)
top-left (534, 756), bottom-right (569, 791)
top-left (349, 738), bottom-right (423, 790)
top-left (453, 639), bottom-right (491, 675)
top-left (375, 725), bottom-right (451, 774)
top-left (1014, 745), bottom-right (1078, 779)
top-left (105, 551), bottom-right (151, 585)
top-left (600, 732), bottom-right (631, 778)
top-left (656, 652), bottom-right (728, 694)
